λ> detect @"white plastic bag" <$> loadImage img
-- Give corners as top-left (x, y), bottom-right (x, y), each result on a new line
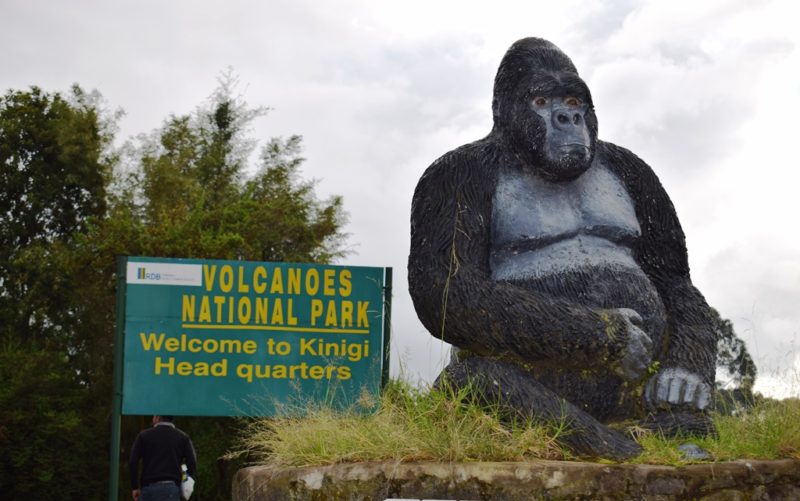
top-left (181, 464), bottom-right (195, 500)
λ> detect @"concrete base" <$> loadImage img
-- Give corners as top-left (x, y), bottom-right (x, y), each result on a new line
top-left (233, 459), bottom-right (800, 500)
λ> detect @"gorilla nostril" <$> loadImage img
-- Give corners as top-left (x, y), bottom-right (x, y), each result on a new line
top-left (557, 114), bottom-right (569, 124)
top-left (573, 114), bottom-right (582, 125)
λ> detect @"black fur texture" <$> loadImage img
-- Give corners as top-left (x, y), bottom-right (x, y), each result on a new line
top-left (408, 38), bottom-right (717, 459)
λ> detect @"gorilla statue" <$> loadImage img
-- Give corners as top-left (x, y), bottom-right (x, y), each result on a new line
top-left (408, 38), bottom-right (717, 459)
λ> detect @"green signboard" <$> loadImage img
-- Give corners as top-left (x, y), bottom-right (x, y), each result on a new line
top-left (120, 256), bottom-right (389, 416)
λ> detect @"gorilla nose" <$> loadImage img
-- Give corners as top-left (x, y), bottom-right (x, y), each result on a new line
top-left (555, 111), bottom-right (583, 127)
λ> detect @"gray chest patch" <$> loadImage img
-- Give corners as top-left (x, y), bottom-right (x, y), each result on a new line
top-left (491, 162), bottom-right (642, 280)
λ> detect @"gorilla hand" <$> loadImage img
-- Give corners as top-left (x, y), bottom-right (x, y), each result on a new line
top-left (611, 308), bottom-right (653, 381)
top-left (645, 367), bottom-right (711, 410)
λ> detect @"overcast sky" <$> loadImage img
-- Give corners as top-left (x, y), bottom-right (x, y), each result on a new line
top-left (3, 0), bottom-right (798, 398)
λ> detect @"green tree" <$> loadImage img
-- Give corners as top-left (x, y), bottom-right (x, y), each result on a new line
top-left (103, 74), bottom-right (345, 263)
top-left (0, 77), bottom-right (347, 500)
top-left (86, 75), bottom-right (346, 500)
top-left (0, 343), bottom-right (102, 499)
top-left (0, 86), bottom-right (115, 499)
top-left (712, 308), bottom-right (757, 392)
top-left (712, 308), bottom-right (758, 414)
top-left (0, 86), bottom-right (113, 346)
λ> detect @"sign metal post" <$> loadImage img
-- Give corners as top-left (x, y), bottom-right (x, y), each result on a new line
top-left (109, 256), bottom-right (127, 501)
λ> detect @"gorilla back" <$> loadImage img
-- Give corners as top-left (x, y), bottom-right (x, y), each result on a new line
top-left (408, 38), bottom-right (717, 460)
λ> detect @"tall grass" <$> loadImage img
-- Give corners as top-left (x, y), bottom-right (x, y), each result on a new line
top-left (230, 381), bottom-right (800, 468)
top-left (631, 398), bottom-right (800, 465)
top-left (229, 380), bottom-right (565, 467)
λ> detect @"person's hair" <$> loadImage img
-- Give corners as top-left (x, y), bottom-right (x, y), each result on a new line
top-left (161, 415), bottom-right (174, 422)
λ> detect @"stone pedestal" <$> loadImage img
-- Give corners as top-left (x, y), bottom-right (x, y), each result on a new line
top-left (233, 459), bottom-right (800, 500)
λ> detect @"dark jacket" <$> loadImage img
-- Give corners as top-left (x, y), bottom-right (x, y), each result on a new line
top-left (129, 422), bottom-right (197, 489)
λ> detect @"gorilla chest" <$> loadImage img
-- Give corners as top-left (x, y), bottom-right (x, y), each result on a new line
top-left (490, 162), bottom-right (642, 281)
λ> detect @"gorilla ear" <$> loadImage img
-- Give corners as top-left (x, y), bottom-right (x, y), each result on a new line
top-left (492, 97), bottom-right (499, 120)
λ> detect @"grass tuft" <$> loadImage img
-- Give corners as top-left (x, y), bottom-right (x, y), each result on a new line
top-left (634, 398), bottom-right (800, 465)
top-left (708, 397), bottom-right (800, 460)
top-left (229, 379), bottom-right (565, 467)
top-left (229, 381), bottom-right (800, 468)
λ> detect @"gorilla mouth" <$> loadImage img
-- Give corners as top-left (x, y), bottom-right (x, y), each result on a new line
top-left (559, 143), bottom-right (589, 152)
top-left (558, 144), bottom-right (590, 158)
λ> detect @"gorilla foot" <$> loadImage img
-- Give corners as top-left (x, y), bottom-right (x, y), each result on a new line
top-left (559, 420), bottom-right (642, 461)
top-left (641, 410), bottom-right (717, 439)
top-left (436, 356), bottom-right (643, 461)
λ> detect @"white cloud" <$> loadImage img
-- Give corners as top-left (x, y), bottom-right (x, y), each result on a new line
top-left (754, 353), bottom-right (800, 399)
top-left (2, 0), bottom-right (798, 397)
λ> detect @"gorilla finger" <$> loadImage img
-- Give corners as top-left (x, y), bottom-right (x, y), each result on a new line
top-left (617, 308), bottom-right (643, 326)
top-left (683, 380), bottom-right (697, 403)
top-left (627, 326), bottom-right (652, 357)
top-left (667, 376), bottom-right (687, 404)
top-left (696, 384), bottom-right (711, 410)
top-left (655, 374), bottom-right (671, 403)
top-left (629, 337), bottom-right (649, 362)
top-left (639, 329), bottom-right (653, 353)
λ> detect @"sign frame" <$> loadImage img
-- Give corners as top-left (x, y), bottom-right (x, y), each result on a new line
top-left (108, 255), bottom-right (392, 500)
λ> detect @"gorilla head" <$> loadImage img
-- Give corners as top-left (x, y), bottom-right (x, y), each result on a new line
top-left (492, 38), bottom-right (598, 181)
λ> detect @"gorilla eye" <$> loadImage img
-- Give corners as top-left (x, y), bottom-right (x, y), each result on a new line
top-left (533, 97), bottom-right (547, 107)
top-left (564, 97), bottom-right (582, 106)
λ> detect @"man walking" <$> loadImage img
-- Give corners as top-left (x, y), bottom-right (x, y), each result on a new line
top-left (129, 415), bottom-right (197, 501)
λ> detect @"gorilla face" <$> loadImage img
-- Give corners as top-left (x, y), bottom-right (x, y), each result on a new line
top-left (492, 38), bottom-right (598, 182)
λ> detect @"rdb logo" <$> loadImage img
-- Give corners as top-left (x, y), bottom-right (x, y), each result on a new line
top-left (137, 268), bottom-right (161, 280)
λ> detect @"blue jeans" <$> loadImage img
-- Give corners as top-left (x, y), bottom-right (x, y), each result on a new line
top-left (141, 482), bottom-right (180, 501)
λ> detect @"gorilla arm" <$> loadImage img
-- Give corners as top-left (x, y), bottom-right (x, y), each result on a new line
top-left (602, 141), bottom-right (716, 410)
top-left (409, 144), bottom-right (647, 374)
